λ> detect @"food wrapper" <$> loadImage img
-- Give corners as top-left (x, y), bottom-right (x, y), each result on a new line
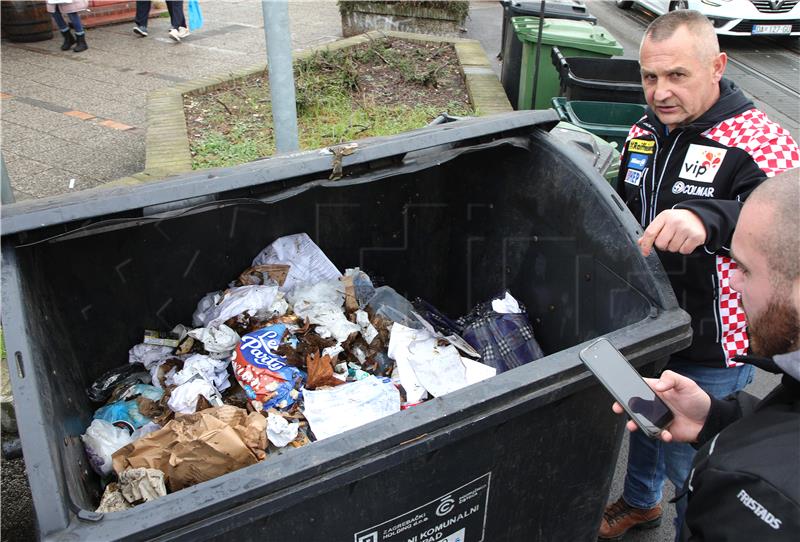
top-left (232, 324), bottom-right (306, 409)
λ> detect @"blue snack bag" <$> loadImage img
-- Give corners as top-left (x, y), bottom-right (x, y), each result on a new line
top-left (232, 324), bottom-right (306, 410)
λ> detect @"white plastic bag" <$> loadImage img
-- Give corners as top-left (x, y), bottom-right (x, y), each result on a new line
top-left (289, 280), bottom-right (359, 343)
top-left (81, 419), bottom-right (134, 476)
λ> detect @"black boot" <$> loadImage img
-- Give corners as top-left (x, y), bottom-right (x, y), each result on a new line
top-left (73, 33), bottom-right (88, 53)
top-left (60, 29), bottom-right (75, 51)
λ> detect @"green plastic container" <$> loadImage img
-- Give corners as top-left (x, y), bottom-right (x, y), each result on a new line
top-left (551, 120), bottom-right (621, 186)
top-left (513, 17), bottom-right (622, 110)
top-left (552, 97), bottom-right (646, 152)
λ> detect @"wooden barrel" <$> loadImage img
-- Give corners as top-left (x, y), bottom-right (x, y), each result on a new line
top-left (1, 1), bottom-right (54, 43)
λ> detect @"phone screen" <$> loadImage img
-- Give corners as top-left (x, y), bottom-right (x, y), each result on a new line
top-left (579, 338), bottom-right (673, 437)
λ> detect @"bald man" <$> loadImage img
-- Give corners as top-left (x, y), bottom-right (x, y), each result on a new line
top-left (604, 9), bottom-right (800, 540)
top-left (612, 169), bottom-right (800, 541)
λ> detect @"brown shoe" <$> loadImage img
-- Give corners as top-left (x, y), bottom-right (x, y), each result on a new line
top-left (598, 496), bottom-right (662, 540)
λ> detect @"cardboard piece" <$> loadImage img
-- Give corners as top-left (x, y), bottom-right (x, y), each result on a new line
top-left (112, 405), bottom-right (267, 492)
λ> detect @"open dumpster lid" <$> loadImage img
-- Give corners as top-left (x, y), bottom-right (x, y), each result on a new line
top-left (1, 110), bottom-right (560, 237)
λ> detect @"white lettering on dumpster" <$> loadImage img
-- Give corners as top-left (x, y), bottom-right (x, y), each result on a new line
top-left (354, 473), bottom-right (491, 542)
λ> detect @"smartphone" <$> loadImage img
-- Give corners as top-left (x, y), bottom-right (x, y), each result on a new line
top-left (579, 338), bottom-right (673, 438)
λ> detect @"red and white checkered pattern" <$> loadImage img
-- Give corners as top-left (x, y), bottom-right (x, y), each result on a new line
top-left (703, 108), bottom-right (800, 177)
top-left (625, 121), bottom-right (651, 143)
top-left (717, 255), bottom-right (748, 366)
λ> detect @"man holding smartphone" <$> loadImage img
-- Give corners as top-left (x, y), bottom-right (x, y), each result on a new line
top-left (612, 170), bottom-right (800, 541)
top-left (604, 9), bottom-right (799, 540)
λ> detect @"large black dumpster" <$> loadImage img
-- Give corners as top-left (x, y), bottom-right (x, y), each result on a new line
top-left (1, 111), bottom-right (691, 541)
top-left (499, 0), bottom-right (597, 110)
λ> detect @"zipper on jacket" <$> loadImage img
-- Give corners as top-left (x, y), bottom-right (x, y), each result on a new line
top-left (651, 132), bottom-right (682, 223)
top-left (643, 137), bottom-right (660, 226)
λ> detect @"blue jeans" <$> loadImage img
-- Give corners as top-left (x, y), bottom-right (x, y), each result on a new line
top-left (622, 362), bottom-right (754, 538)
top-left (51, 7), bottom-right (84, 34)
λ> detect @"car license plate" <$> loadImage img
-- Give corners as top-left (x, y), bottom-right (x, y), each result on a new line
top-left (752, 24), bottom-right (792, 35)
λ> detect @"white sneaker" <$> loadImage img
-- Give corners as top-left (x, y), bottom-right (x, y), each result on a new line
top-left (168, 28), bottom-right (181, 42)
top-left (177, 26), bottom-right (190, 39)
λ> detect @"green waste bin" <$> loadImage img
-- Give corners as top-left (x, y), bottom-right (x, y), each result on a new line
top-left (513, 16), bottom-right (622, 110)
top-left (552, 96), bottom-right (646, 152)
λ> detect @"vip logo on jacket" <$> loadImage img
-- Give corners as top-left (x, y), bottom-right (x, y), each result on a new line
top-left (679, 144), bottom-right (727, 183)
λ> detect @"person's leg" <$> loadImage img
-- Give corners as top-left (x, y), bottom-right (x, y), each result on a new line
top-left (51, 6), bottom-right (75, 51)
top-left (623, 429), bottom-right (666, 509)
top-left (598, 429), bottom-right (665, 538)
top-left (166, 1), bottom-right (186, 29)
top-left (664, 362), bottom-right (755, 539)
top-left (134, 1), bottom-right (152, 28)
top-left (69, 12), bottom-right (87, 52)
top-left (67, 13), bottom-right (84, 34)
top-left (51, 6), bottom-right (69, 32)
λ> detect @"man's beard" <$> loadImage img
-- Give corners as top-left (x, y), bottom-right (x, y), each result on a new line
top-left (745, 295), bottom-right (800, 358)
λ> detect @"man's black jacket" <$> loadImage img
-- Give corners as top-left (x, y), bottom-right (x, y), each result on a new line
top-left (680, 352), bottom-right (800, 540)
top-left (617, 79), bottom-right (800, 367)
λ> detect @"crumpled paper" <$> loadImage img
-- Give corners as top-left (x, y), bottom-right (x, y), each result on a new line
top-left (167, 377), bottom-right (223, 415)
top-left (387, 323), bottom-right (428, 404)
top-left (491, 291), bottom-right (522, 314)
top-left (266, 411), bottom-right (299, 447)
top-left (188, 325), bottom-right (240, 359)
top-left (289, 280), bottom-right (359, 343)
top-left (168, 353), bottom-right (230, 392)
top-left (193, 291), bottom-right (222, 327)
top-left (405, 336), bottom-right (468, 397)
top-left (118, 467), bottom-right (167, 504)
top-left (205, 285), bottom-right (278, 328)
top-left (95, 483), bottom-right (132, 513)
top-left (128, 344), bottom-right (174, 370)
top-left (251, 233), bottom-right (341, 293)
top-left (303, 376), bottom-right (400, 440)
top-left (112, 405), bottom-right (267, 492)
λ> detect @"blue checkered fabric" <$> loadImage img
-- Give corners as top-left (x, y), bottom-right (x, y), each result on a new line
top-left (456, 294), bottom-right (544, 373)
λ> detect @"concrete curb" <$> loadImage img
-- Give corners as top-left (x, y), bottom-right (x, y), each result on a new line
top-left (134, 30), bottom-right (511, 187)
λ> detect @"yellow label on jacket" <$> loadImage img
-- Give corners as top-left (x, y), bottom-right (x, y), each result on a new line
top-left (628, 139), bottom-right (655, 154)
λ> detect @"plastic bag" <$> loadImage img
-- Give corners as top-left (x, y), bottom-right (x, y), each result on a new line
top-left (289, 280), bottom-right (360, 343)
top-left (188, 0), bottom-right (204, 31)
top-left (93, 385), bottom-right (163, 432)
top-left (458, 291), bottom-right (544, 373)
top-left (82, 419), bottom-right (134, 476)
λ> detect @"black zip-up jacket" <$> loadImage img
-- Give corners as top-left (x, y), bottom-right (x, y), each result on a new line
top-left (617, 79), bottom-right (800, 368)
top-left (679, 352), bottom-right (800, 540)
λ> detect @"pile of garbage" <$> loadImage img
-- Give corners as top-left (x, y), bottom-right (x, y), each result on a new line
top-left (82, 233), bottom-right (545, 511)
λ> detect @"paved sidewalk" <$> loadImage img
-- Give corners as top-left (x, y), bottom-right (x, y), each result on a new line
top-left (0, 1), bottom-right (348, 201)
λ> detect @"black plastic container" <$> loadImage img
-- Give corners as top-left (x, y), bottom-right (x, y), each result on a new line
top-left (1, 111), bottom-right (690, 541)
top-left (552, 46), bottom-right (646, 104)
top-left (499, 0), bottom-right (597, 110)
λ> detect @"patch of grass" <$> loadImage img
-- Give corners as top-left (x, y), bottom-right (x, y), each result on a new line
top-left (186, 38), bottom-right (473, 170)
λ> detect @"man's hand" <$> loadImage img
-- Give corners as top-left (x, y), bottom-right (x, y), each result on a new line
top-left (612, 370), bottom-right (712, 443)
top-left (638, 209), bottom-right (706, 257)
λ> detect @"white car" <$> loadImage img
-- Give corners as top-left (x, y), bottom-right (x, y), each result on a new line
top-left (615, 0), bottom-right (800, 37)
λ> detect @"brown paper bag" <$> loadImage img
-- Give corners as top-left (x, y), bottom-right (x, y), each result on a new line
top-left (112, 406), bottom-right (267, 492)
